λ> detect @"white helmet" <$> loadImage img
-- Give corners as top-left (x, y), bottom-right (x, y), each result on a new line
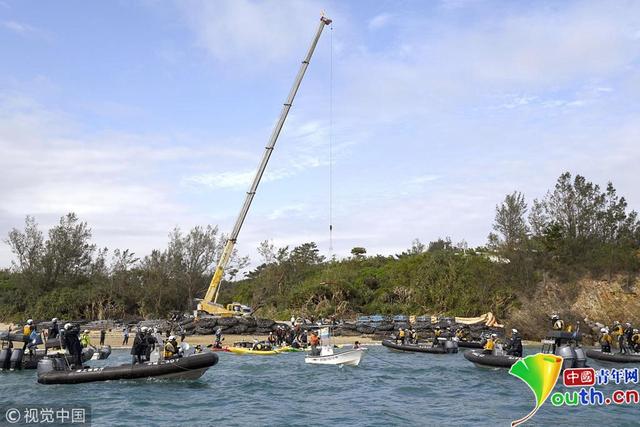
top-left (491, 333), bottom-right (497, 338)
top-left (64, 323), bottom-right (72, 330)
top-left (141, 327), bottom-right (148, 333)
top-left (512, 329), bottom-right (518, 334)
top-left (84, 330), bottom-right (89, 334)
top-left (51, 318), bottom-right (58, 322)
top-left (600, 328), bottom-right (607, 333)
top-left (169, 335), bottom-right (176, 341)
top-left (27, 319), bottom-right (33, 325)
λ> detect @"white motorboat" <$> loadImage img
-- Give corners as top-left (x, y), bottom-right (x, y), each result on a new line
top-left (305, 346), bottom-right (364, 366)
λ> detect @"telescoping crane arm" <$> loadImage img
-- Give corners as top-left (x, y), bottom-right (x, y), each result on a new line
top-left (197, 15), bottom-right (333, 316)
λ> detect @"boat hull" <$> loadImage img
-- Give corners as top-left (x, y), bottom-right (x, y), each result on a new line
top-left (381, 339), bottom-right (457, 354)
top-left (228, 347), bottom-right (278, 356)
top-left (586, 349), bottom-right (640, 364)
top-left (463, 349), bottom-right (520, 368)
top-left (305, 349), bottom-right (364, 366)
top-left (37, 352), bottom-right (218, 384)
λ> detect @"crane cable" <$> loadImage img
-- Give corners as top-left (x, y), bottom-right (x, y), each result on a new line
top-left (329, 22), bottom-right (334, 255)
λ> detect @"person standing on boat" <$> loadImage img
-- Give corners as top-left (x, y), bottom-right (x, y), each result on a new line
top-left (506, 329), bottom-right (523, 357)
top-left (80, 330), bottom-right (93, 348)
top-left (431, 327), bottom-right (441, 347)
top-left (130, 327), bottom-right (146, 364)
top-left (144, 328), bottom-right (156, 361)
top-left (63, 323), bottom-right (83, 368)
top-left (410, 329), bottom-right (418, 344)
top-left (22, 319), bottom-right (34, 351)
top-left (309, 331), bottom-right (320, 356)
top-left (397, 328), bottom-right (406, 345)
top-left (551, 314), bottom-right (564, 331)
top-left (599, 328), bottom-right (612, 353)
top-left (622, 323), bottom-right (633, 354)
top-left (48, 318), bottom-right (59, 340)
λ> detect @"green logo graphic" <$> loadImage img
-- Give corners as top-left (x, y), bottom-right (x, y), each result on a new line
top-left (509, 353), bottom-right (563, 426)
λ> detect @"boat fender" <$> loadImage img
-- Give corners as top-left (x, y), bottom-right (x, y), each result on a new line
top-left (9, 348), bottom-right (24, 371)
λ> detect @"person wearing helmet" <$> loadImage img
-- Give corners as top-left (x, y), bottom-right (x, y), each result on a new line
top-left (164, 335), bottom-right (179, 359)
top-left (62, 323), bottom-right (83, 368)
top-left (483, 334), bottom-right (497, 354)
top-left (551, 314), bottom-right (564, 331)
top-left (599, 327), bottom-right (612, 353)
top-left (506, 329), bottom-right (523, 357)
top-left (214, 328), bottom-right (223, 349)
top-left (130, 327), bottom-right (146, 364)
top-left (48, 318), bottom-right (60, 340)
top-left (144, 327), bottom-right (156, 362)
top-left (22, 319), bottom-right (35, 351)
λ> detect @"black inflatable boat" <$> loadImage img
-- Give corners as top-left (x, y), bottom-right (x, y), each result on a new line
top-left (382, 339), bottom-right (458, 354)
top-left (37, 352), bottom-right (219, 384)
top-left (463, 349), bottom-right (520, 368)
top-left (0, 347), bottom-right (98, 371)
top-left (586, 349), bottom-right (640, 364)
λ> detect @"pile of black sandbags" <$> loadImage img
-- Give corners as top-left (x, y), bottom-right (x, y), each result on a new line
top-left (176, 316), bottom-right (289, 336)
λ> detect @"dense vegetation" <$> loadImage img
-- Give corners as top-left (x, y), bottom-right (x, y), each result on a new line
top-left (1, 172), bottom-right (638, 322)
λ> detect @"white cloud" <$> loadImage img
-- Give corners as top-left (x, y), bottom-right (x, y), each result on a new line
top-left (368, 13), bottom-right (391, 30)
top-left (2, 20), bottom-right (36, 34)
top-left (177, 0), bottom-right (324, 65)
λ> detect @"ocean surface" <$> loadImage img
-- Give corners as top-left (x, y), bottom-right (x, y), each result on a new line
top-left (1, 345), bottom-right (637, 426)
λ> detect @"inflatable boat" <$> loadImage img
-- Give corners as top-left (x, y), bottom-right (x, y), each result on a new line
top-left (37, 351), bottom-right (218, 384)
top-left (586, 349), bottom-right (640, 364)
top-left (382, 339), bottom-right (458, 354)
top-left (463, 349), bottom-right (520, 368)
top-left (457, 341), bottom-right (484, 349)
top-left (0, 347), bottom-right (98, 371)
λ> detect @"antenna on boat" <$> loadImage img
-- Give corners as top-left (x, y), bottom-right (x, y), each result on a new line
top-left (328, 19), bottom-right (334, 256)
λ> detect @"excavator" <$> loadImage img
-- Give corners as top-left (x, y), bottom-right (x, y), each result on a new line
top-left (196, 15), bottom-right (333, 317)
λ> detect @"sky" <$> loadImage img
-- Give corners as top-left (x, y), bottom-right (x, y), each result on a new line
top-left (1, 0), bottom-right (639, 269)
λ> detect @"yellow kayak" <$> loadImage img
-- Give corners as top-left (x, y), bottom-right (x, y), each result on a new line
top-left (228, 347), bottom-right (279, 356)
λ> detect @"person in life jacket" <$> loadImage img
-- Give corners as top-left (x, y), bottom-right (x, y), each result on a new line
top-left (164, 335), bottom-right (179, 359)
top-left (22, 319), bottom-right (34, 351)
top-left (632, 329), bottom-right (640, 353)
top-left (483, 334), bottom-right (497, 354)
top-left (551, 314), bottom-right (564, 331)
top-left (396, 328), bottom-right (405, 345)
top-left (431, 327), bottom-right (441, 348)
top-left (267, 332), bottom-right (276, 346)
top-left (599, 328), bottom-right (612, 353)
top-left (506, 329), bottom-right (523, 357)
top-left (410, 329), bottom-right (418, 344)
top-left (80, 330), bottom-right (92, 348)
top-left (612, 321), bottom-right (626, 354)
top-left (309, 331), bottom-right (321, 356)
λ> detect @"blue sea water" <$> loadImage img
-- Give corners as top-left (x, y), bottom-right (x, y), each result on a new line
top-left (1, 345), bottom-right (637, 426)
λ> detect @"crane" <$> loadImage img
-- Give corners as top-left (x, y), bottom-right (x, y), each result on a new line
top-left (197, 15), bottom-right (333, 316)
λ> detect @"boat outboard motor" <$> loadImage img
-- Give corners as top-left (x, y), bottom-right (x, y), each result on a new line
top-left (444, 339), bottom-right (459, 354)
top-left (37, 358), bottom-right (55, 375)
top-left (574, 346), bottom-right (587, 368)
top-left (0, 348), bottom-right (11, 371)
top-left (81, 347), bottom-right (95, 362)
top-left (556, 345), bottom-right (576, 370)
top-left (9, 348), bottom-right (23, 371)
top-left (99, 345), bottom-right (112, 360)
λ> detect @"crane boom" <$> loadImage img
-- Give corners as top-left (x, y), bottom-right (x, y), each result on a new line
top-left (198, 15), bottom-right (332, 315)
